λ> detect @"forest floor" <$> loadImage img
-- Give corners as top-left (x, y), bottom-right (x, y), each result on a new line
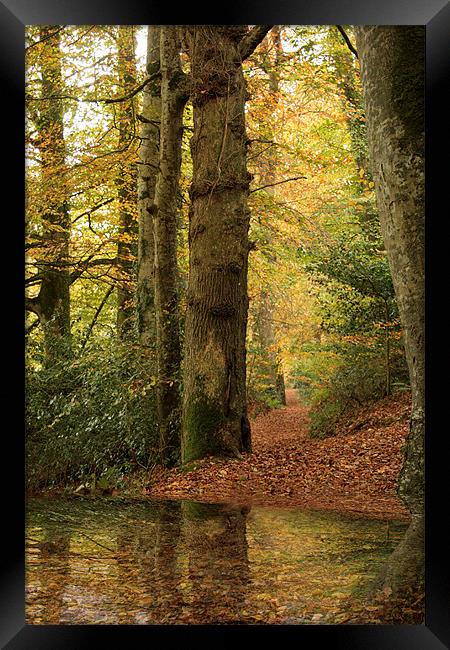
top-left (144, 389), bottom-right (412, 522)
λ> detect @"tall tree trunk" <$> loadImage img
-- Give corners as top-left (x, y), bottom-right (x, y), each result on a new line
top-left (32, 26), bottom-right (71, 363)
top-left (328, 26), bottom-right (380, 241)
top-left (181, 26), bottom-right (256, 463)
top-left (153, 27), bottom-right (187, 465)
top-left (355, 25), bottom-right (425, 596)
top-left (136, 26), bottom-right (161, 349)
top-left (116, 26), bottom-right (138, 340)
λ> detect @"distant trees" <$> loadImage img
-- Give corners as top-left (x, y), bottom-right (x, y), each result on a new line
top-left (355, 25), bottom-right (425, 596)
top-left (251, 27), bottom-right (286, 408)
top-left (26, 26), bottom-right (71, 363)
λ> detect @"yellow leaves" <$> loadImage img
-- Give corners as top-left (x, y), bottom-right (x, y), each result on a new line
top-left (256, 592), bottom-right (273, 601)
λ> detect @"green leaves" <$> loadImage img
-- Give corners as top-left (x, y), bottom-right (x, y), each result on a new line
top-left (26, 342), bottom-right (159, 489)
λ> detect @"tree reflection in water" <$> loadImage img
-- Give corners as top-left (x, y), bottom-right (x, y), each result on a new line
top-left (25, 497), bottom-right (407, 624)
top-left (181, 502), bottom-right (250, 624)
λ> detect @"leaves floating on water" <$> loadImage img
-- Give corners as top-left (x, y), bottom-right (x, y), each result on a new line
top-left (26, 497), bottom-right (409, 625)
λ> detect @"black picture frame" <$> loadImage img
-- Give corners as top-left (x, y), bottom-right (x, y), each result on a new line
top-left (2, 0), bottom-right (448, 647)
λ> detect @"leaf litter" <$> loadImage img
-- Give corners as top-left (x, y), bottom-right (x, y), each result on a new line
top-left (145, 389), bottom-right (412, 522)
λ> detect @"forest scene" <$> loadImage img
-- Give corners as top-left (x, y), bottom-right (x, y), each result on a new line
top-left (25, 25), bottom-right (425, 625)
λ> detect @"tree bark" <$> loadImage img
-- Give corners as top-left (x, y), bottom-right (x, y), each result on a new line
top-left (115, 26), bottom-right (138, 340)
top-left (355, 25), bottom-right (425, 596)
top-left (153, 27), bottom-right (187, 465)
top-left (181, 26), bottom-right (258, 463)
top-left (136, 26), bottom-right (161, 349)
top-left (30, 26), bottom-right (71, 363)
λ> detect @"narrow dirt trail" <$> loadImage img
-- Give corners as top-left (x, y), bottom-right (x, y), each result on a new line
top-left (250, 388), bottom-right (309, 448)
top-left (147, 389), bottom-right (411, 521)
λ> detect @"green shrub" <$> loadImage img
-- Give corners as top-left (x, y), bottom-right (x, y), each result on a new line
top-left (309, 398), bottom-right (344, 438)
top-left (307, 345), bottom-right (409, 439)
top-left (26, 341), bottom-right (158, 489)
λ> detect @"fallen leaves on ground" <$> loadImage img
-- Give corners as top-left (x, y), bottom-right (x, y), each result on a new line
top-left (145, 389), bottom-right (412, 521)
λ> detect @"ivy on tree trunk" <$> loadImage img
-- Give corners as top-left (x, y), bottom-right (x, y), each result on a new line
top-left (30, 26), bottom-right (71, 364)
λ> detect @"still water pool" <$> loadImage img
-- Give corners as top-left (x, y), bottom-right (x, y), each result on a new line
top-left (26, 497), bottom-right (407, 625)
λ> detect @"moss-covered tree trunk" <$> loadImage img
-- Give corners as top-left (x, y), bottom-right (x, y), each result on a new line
top-left (355, 25), bottom-right (425, 597)
top-left (153, 27), bottom-right (187, 464)
top-left (181, 26), bottom-right (257, 463)
top-left (29, 26), bottom-right (71, 364)
top-left (330, 27), bottom-right (371, 190)
top-left (116, 26), bottom-right (138, 340)
top-left (136, 26), bottom-right (161, 349)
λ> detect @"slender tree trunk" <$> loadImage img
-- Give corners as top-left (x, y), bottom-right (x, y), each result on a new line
top-left (33, 26), bottom-right (71, 363)
top-left (355, 25), bottom-right (425, 596)
top-left (136, 26), bottom-right (161, 348)
top-left (153, 27), bottom-right (187, 465)
top-left (254, 291), bottom-right (286, 405)
top-left (116, 26), bottom-right (138, 340)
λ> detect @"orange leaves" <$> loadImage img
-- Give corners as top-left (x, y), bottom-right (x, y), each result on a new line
top-left (146, 389), bottom-right (411, 522)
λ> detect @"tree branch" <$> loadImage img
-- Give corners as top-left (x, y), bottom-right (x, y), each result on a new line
top-left (25, 26), bottom-right (66, 51)
top-left (70, 257), bottom-right (118, 283)
top-left (25, 273), bottom-right (43, 286)
top-left (103, 71), bottom-right (160, 104)
top-left (26, 69), bottom-right (161, 106)
top-left (80, 285), bottom-right (115, 352)
top-left (239, 25), bottom-right (274, 61)
top-left (71, 197), bottom-right (115, 224)
top-left (336, 26), bottom-right (358, 59)
top-left (249, 175), bottom-right (306, 194)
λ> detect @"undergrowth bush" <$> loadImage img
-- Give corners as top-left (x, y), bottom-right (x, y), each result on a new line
top-left (304, 343), bottom-right (409, 439)
top-left (26, 342), bottom-right (158, 490)
top-left (247, 354), bottom-right (285, 415)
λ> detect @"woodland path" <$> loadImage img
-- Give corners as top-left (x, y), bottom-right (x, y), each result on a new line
top-left (147, 389), bottom-right (411, 522)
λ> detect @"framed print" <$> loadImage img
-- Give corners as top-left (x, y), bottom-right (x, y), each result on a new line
top-left (2, 0), bottom-right (449, 647)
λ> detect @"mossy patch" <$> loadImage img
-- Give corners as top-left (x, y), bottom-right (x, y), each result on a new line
top-left (182, 397), bottom-right (225, 464)
top-left (182, 500), bottom-right (224, 520)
